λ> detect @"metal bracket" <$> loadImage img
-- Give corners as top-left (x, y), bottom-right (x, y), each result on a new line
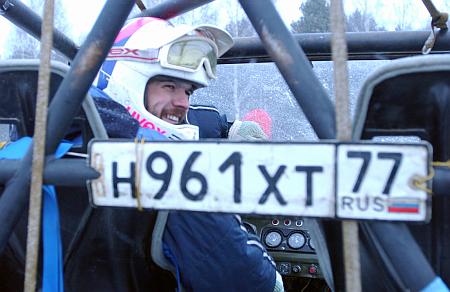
top-left (422, 25), bottom-right (436, 55)
top-left (0, 0), bottom-right (14, 15)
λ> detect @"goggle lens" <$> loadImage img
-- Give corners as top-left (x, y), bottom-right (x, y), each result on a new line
top-left (166, 40), bottom-right (217, 78)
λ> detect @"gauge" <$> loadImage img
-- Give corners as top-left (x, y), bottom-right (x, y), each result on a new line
top-left (309, 237), bottom-right (315, 250)
top-left (287, 232), bottom-right (306, 249)
top-left (264, 231), bottom-right (282, 248)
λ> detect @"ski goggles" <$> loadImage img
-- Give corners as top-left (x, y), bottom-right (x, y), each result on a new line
top-left (158, 37), bottom-right (218, 79)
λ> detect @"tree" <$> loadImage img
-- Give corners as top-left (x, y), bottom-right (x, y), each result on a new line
top-left (346, 9), bottom-right (385, 32)
top-left (225, 17), bottom-right (256, 37)
top-left (5, 0), bottom-right (69, 62)
top-left (393, 0), bottom-right (412, 31)
top-left (172, 5), bottom-right (218, 26)
top-left (222, 1), bottom-right (256, 37)
top-left (6, 0), bottom-right (41, 59)
top-left (291, 0), bottom-right (330, 33)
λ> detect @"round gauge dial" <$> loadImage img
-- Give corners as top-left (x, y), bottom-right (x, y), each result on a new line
top-left (309, 237), bottom-right (315, 250)
top-left (287, 232), bottom-right (306, 249)
top-left (264, 231), bottom-right (282, 248)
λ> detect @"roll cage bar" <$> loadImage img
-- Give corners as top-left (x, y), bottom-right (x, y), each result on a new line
top-left (0, 0), bottom-right (449, 291)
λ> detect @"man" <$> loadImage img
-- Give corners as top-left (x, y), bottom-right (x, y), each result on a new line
top-left (90, 17), bottom-right (283, 291)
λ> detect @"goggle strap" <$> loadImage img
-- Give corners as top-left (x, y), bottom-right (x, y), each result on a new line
top-left (106, 46), bottom-right (159, 63)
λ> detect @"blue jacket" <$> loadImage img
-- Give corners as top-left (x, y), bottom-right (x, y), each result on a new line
top-left (89, 87), bottom-right (276, 291)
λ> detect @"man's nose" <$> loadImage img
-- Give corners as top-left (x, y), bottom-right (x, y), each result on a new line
top-left (172, 89), bottom-right (189, 109)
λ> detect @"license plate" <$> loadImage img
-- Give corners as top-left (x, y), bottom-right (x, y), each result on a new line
top-left (88, 140), bottom-right (431, 221)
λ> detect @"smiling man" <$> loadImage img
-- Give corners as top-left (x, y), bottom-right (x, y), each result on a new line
top-left (145, 76), bottom-right (194, 125)
top-left (87, 17), bottom-right (283, 292)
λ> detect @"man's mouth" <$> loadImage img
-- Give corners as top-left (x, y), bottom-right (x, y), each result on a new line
top-left (164, 114), bottom-right (181, 124)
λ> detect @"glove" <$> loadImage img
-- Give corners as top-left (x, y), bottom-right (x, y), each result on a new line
top-left (228, 120), bottom-right (268, 141)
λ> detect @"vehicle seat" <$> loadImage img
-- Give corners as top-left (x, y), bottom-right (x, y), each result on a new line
top-left (353, 54), bottom-right (450, 289)
top-left (0, 59), bottom-right (174, 291)
top-left (0, 59), bottom-right (100, 151)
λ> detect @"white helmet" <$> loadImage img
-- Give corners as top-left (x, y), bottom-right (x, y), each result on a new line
top-left (94, 17), bottom-right (233, 139)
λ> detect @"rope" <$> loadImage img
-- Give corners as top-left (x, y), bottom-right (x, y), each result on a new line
top-left (330, 0), bottom-right (362, 291)
top-left (411, 161), bottom-right (450, 194)
top-left (134, 137), bottom-right (145, 211)
top-left (24, 0), bottom-right (54, 291)
top-left (421, 0), bottom-right (448, 29)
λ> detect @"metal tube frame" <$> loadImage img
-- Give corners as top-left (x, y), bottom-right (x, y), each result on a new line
top-left (0, 159), bottom-right (99, 186)
top-left (224, 30), bottom-right (450, 63)
top-left (2, 1), bottom-right (450, 63)
top-left (0, 0), bottom-right (448, 291)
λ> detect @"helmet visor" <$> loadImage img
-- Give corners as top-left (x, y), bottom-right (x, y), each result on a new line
top-left (160, 39), bottom-right (217, 79)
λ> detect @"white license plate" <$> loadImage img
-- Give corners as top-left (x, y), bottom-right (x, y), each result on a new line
top-left (88, 140), bottom-right (431, 221)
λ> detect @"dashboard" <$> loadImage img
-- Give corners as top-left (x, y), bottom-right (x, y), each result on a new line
top-left (242, 216), bottom-right (323, 279)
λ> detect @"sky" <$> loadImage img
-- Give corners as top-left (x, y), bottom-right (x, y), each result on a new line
top-left (0, 0), bottom-right (449, 58)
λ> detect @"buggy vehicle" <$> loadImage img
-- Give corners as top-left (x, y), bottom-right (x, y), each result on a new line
top-left (0, 0), bottom-right (450, 291)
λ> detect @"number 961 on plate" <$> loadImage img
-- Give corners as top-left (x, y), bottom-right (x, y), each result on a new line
top-left (88, 140), bottom-right (336, 218)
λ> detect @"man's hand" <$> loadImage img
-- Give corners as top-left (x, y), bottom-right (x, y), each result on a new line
top-left (228, 120), bottom-right (268, 141)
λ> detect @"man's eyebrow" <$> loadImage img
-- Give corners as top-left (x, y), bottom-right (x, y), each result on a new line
top-left (153, 76), bottom-right (196, 90)
top-left (153, 76), bottom-right (176, 82)
top-left (157, 79), bottom-right (176, 83)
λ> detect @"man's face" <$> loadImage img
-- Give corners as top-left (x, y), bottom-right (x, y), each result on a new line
top-left (145, 77), bottom-right (195, 125)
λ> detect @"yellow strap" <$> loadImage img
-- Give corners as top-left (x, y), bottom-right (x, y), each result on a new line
top-left (432, 160), bottom-right (450, 168)
top-left (0, 141), bottom-right (8, 149)
top-left (412, 167), bottom-right (434, 194)
top-left (411, 160), bottom-right (450, 194)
